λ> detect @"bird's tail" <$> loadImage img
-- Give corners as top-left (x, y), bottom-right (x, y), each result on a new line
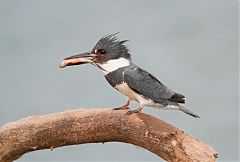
top-left (178, 105), bottom-right (200, 118)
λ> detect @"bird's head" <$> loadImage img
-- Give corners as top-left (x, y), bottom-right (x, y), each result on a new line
top-left (60, 34), bottom-right (131, 73)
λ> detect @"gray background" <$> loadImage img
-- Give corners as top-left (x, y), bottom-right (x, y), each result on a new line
top-left (0, 0), bottom-right (238, 161)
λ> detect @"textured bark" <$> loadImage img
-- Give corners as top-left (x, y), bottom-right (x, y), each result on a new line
top-left (0, 108), bottom-right (218, 162)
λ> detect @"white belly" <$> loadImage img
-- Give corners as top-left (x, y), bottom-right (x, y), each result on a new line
top-left (115, 82), bottom-right (164, 107)
top-left (115, 82), bottom-right (138, 100)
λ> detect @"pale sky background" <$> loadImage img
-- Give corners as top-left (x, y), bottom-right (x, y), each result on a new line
top-left (0, 0), bottom-right (239, 161)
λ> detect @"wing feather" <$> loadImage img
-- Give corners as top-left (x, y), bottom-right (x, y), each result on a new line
top-left (123, 65), bottom-right (185, 104)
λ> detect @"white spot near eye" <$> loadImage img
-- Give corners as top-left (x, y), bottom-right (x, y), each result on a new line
top-left (94, 49), bottom-right (97, 53)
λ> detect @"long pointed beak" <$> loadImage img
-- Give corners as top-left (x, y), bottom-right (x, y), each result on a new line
top-left (59, 52), bottom-right (96, 68)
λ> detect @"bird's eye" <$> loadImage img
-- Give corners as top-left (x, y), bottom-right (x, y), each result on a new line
top-left (98, 49), bottom-right (106, 54)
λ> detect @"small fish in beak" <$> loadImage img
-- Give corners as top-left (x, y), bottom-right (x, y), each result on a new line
top-left (59, 52), bottom-right (95, 68)
top-left (59, 57), bottom-right (93, 68)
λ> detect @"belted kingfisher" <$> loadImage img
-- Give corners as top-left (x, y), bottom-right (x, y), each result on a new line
top-left (59, 34), bottom-right (200, 118)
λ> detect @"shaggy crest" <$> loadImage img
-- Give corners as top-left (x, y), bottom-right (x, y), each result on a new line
top-left (92, 33), bottom-right (131, 62)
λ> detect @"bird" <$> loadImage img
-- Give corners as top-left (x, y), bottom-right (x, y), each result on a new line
top-left (59, 33), bottom-right (200, 118)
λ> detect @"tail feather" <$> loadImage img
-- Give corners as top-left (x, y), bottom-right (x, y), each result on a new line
top-left (178, 106), bottom-right (200, 118)
top-left (169, 93), bottom-right (185, 103)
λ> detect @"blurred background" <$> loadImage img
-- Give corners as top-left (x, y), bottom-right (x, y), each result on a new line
top-left (0, 0), bottom-right (238, 161)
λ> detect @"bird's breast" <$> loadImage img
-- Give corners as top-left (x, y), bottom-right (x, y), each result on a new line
top-left (115, 82), bottom-right (158, 107)
top-left (104, 66), bottom-right (127, 88)
top-left (115, 82), bottom-right (138, 100)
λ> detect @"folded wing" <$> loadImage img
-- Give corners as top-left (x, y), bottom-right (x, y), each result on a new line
top-left (123, 65), bottom-right (185, 105)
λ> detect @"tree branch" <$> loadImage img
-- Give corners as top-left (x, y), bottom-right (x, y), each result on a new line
top-left (0, 108), bottom-right (218, 162)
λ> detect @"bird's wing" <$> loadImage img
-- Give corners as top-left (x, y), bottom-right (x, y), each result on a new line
top-left (123, 65), bottom-right (185, 104)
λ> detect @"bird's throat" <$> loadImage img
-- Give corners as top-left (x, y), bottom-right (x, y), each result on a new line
top-left (98, 58), bottom-right (130, 75)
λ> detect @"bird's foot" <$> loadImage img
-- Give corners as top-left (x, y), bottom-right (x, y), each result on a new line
top-left (113, 106), bottom-right (130, 110)
top-left (113, 100), bottom-right (130, 110)
top-left (125, 106), bottom-right (143, 115)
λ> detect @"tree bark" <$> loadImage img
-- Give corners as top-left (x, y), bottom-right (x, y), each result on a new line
top-left (0, 108), bottom-right (218, 162)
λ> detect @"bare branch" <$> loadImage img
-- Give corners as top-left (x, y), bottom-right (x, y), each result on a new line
top-left (0, 108), bottom-right (218, 162)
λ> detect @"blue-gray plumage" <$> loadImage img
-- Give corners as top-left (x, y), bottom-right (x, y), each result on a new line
top-left (105, 64), bottom-right (175, 105)
top-left (60, 33), bottom-right (200, 118)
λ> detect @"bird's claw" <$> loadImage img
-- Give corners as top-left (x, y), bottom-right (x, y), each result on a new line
top-left (113, 106), bottom-right (130, 110)
top-left (124, 107), bottom-right (143, 116)
top-left (124, 110), bottom-right (135, 115)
